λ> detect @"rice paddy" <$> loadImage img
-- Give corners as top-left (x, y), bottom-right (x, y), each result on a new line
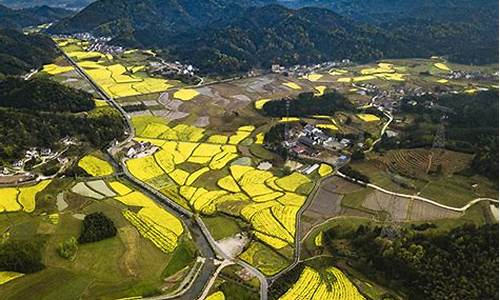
top-left (78, 155), bottom-right (114, 177)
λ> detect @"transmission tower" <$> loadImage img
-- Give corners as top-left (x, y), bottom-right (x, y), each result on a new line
top-left (432, 115), bottom-right (447, 152)
top-left (284, 98), bottom-right (291, 140)
top-left (427, 115), bottom-right (447, 174)
top-left (374, 179), bottom-right (402, 240)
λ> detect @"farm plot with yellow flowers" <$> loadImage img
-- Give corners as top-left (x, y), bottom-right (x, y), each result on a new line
top-left (78, 155), bottom-right (114, 177)
top-left (0, 180), bottom-right (52, 213)
top-left (125, 116), bottom-right (316, 251)
top-left (55, 38), bottom-right (177, 98)
top-left (279, 266), bottom-right (365, 300)
top-left (111, 184), bottom-right (185, 253)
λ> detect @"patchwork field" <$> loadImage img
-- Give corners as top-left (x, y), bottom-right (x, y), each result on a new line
top-left (125, 115), bottom-right (323, 257)
top-left (54, 38), bottom-right (179, 99)
top-left (0, 178), bottom-right (197, 299)
top-left (278, 266), bottom-right (365, 300)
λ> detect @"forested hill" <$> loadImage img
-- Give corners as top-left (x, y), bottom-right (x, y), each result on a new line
top-left (0, 4), bottom-right (73, 29)
top-left (50, 0), bottom-right (276, 36)
top-left (277, 0), bottom-right (498, 22)
top-left (0, 77), bottom-right (94, 112)
top-left (0, 29), bottom-right (58, 76)
top-left (0, 78), bottom-right (124, 160)
top-left (50, 0), bottom-right (498, 74)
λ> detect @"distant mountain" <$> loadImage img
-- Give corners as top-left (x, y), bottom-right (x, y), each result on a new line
top-left (50, 0), bottom-right (276, 36)
top-left (0, 0), bottom-right (92, 10)
top-left (277, 0), bottom-right (498, 22)
top-left (51, 0), bottom-right (498, 74)
top-left (0, 4), bottom-right (73, 29)
top-left (0, 28), bottom-right (58, 76)
top-left (159, 5), bottom-right (417, 74)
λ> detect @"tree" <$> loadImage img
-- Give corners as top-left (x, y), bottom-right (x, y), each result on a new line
top-left (78, 212), bottom-right (117, 244)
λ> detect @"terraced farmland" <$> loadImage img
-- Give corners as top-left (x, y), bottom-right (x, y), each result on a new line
top-left (379, 148), bottom-right (473, 178)
top-left (125, 115), bottom-right (316, 254)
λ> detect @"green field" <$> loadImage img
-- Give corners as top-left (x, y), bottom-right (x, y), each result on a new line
top-left (0, 178), bottom-right (195, 299)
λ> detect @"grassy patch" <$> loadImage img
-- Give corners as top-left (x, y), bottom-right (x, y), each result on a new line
top-left (162, 241), bottom-right (197, 278)
top-left (202, 215), bottom-right (242, 240)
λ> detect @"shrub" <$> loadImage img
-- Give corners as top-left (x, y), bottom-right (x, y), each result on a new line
top-left (57, 237), bottom-right (78, 259)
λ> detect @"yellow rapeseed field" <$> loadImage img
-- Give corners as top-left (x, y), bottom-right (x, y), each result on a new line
top-left (217, 176), bottom-right (241, 193)
top-left (317, 124), bottom-right (338, 131)
top-left (275, 172), bottom-right (311, 192)
top-left (42, 64), bottom-right (74, 75)
top-left (303, 73), bottom-right (323, 82)
top-left (279, 266), bottom-right (365, 300)
top-left (254, 231), bottom-right (289, 249)
top-left (314, 86), bottom-right (327, 96)
top-left (207, 135), bottom-right (229, 144)
top-left (356, 114), bottom-right (380, 122)
top-left (283, 82), bottom-right (301, 90)
top-left (0, 272), bottom-right (24, 285)
top-left (254, 98), bottom-right (271, 110)
top-left (318, 164), bottom-right (333, 177)
top-left (78, 155), bottom-right (114, 177)
top-left (337, 77), bottom-right (352, 83)
top-left (0, 188), bottom-right (21, 212)
top-left (279, 117), bottom-right (300, 123)
top-left (17, 180), bottom-right (52, 213)
top-left (206, 291), bottom-right (225, 300)
top-left (434, 62), bottom-right (451, 72)
top-left (173, 89), bottom-right (200, 101)
top-left (108, 181), bottom-right (132, 196)
top-left (126, 156), bottom-right (164, 181)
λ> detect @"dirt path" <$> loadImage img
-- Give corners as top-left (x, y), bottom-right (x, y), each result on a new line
top-left (119, 226), bottom-right (139, 277)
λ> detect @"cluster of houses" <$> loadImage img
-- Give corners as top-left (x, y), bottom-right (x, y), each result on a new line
top-left (12, 147), bottom-right (53, 169)
top-left (150, 60), bottom-right (198, 78)
top-left (126, 141), bottom-right (157, 159)
top-left (283, 123), bottom-right (353, 157)
top-left (447, 70), bottom-right (498, 81)
top-left (70, 33), bottom-right (125, 54)
top-left (271, 59), bottom-right (352, 77)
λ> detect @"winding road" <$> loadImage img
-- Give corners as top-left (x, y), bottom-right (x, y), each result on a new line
top-left (59, 45), bottom-right (269, 300)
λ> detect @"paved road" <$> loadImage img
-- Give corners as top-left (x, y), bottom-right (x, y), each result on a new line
top-left (60, 45), bottom-right (269, 300)
top-left (336, 171), bottom-right (499, 212)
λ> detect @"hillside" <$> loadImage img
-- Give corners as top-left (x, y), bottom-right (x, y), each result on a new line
top-left (50, 0), bottom-right (276, 36)
top-left (158, 5), bottom-right (497, 73)
top-left (0, 4), bottom-right (73, 29)
top-left (278, 0), bottom-right (498, 22)
top-left (0, 77), bottom-right (124, 160)
top-left (0, 0), bottom-right (91, 10)
top-left (0, 29), bottom-right (58, 76)
top-left (50, 1), bottom-right (498, 74)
